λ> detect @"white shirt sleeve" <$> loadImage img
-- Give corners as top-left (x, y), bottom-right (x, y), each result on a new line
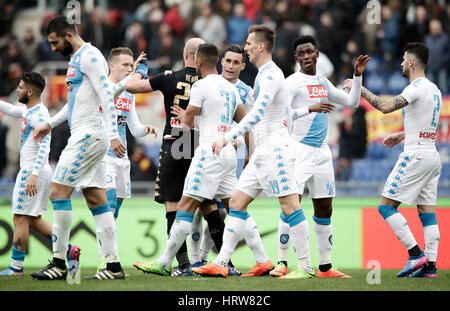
top-left (285, 78), bottom-right (310, 120)
top-left (292, 107), bottom-right (310, 120)
top-left (188, 82), bottom-right (204, 108)
top-left (127, 97), bottom-right (147, 137)
top-left (0, 100), bottom-right (24, 118)
top-left (81, 52), bottom-right (120, 139)
top-left (49, 103), bottom-right (68, 128)
top-left (29, 111), bottom-right (51, 176)
top-left (113, 75), bottom-right (132, 99)
top-left (400, 84), bottom-right (420, 105)
top-left (224, 72), bottom-right (279, 142)
top-left (328, 75), bottom-right (362, 108)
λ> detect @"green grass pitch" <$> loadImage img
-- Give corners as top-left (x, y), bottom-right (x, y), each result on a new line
top-left (1, 197), bottom-right (449, 295)
top-left (1, 268), bottom-right (449, 292)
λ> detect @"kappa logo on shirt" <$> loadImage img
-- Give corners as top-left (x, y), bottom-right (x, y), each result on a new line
top-left (307, 85), bottom-right (328, 99)
top-left (66, 65), bottom-right (76, 78)
top-left (115, 97), bottom-right (131, 112)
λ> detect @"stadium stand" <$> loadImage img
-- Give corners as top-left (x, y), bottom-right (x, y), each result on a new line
top-left (0, 0), bottom-right (448, 197)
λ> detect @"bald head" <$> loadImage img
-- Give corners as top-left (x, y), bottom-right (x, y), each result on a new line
top-left (184, 37), bottom-right (205, 60)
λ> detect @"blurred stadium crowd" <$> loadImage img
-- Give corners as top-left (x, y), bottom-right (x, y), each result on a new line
top-left (0, 0), bottom-right (449, 195)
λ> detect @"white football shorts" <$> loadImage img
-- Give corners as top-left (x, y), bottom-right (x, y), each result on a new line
top-left (103, 155), bottom-right (131, 199)
top-left (382, 149), bottom-right (441, 206)
top-left (12, 164), bottom-right (52, 216)
top-left (183, 142), bottom-right (237, 202)
top-left (52, 129), bottom-right (109, 189)
top-left (236, 137), bottom-right (297, 198)
top-left (295, 142), bottom-right (336, 198)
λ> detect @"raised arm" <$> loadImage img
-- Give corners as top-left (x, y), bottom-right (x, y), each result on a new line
top-left (0, 100), bottom-right (24, 118)
top-left (328, 75), bottom-right (362, 109)
top-left (328, 55), bottom-right (369, 108)
top-left (361, 86), bottom-right (409, 114)
top-left (125, 58), bottom-right (154, 94)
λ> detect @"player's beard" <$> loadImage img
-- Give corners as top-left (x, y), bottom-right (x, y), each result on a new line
top-left (18, 93), bottom-right (29, 104)
top-left (60, 39), bottom-right (73, 57)
top-left (401, 66), bottom-right (410, 79)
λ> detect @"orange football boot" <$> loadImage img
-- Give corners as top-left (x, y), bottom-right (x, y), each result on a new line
top-left (242, 260), bottom-right (274, 277)
top-left (191, 263), bottom-right (228, 277)
top-left (316, 268), bottom-right (352, 278)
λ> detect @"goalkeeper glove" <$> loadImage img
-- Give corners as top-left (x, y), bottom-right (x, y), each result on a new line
top-left (136, 61), bottom-right (148, 79)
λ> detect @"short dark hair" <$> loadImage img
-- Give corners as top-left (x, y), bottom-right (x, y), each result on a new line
top-left (21, 72), bottom-right (46, 96)
top-left (196, 43), bottom-right (219, 67)
top-left (248, 25), bottom-right (276, 52)
top-left (293, 35), bottom-right (317, 51)
top-left (108, 47), bottom-right (134, 64)
top-left (224, 44), bottom-right (245, 61)
top-left (404, 42), bottom-right (429, 67)
top-left (46, 15), bottom-right (77, 37)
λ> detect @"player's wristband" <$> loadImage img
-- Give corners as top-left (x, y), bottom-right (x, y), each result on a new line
top-left (136, 62), bottom-right (148, 79)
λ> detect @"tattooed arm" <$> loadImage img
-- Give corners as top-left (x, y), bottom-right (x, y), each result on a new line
top-left (361, 86), bottom-right (409, 114)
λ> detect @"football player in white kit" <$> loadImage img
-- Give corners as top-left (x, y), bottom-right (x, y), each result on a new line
top-left (345, 42), bottom-right (442, 278)
top-left (93, 47), bottom-right (156, 271)
top-left (193, 25), bottom-right (311, 278)
top-left (187, 44), bottom-right (265, 273)
top-left (132, 43), bottom-right (247, 276)
top-left (270, 35), bottom-right (369, 278)
top-left (0, 72), bottom-right (79, 276)
top-left (31, 16), bottom-right (126, 280)
top-left (103, 48), bottom-right (156, 219)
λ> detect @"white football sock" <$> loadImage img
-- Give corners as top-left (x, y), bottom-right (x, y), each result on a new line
top-left (91, 204), bottom-right (120, 263)
top-left (313, 216), bottom-right (332, 265)
top-left (200, 223), bottom-right (214, 262)
top-left (158, 211), bottom-right (193, 268)
top-left (277, 213), bottom-right (290, 263)
top-left (200, 208), bottom-right (227, 262)
top-left (379, 205), bottom-right (417, 251)
top-left (190, 209), bottom-right (203, 264)
top-left (285, 209), bottom-right (311, 271)
top-left (243, 216), bottom-right (269, 264)
top-left (214, 209), bottom-right (247, 267)
top-left (51, 199), bottom-right (73, 260)
top-left (419, 213), bottom-right (440, 262)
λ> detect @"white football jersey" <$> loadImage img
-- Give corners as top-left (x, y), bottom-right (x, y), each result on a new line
top-left (225, 61), bottom-right (289, 147)
top-left (20, 104), bottom-right (51, 174)
top-left (189, 74), bottom-right (243, 145)
top-left (105, 78), bottom-right (146, 159)
top-left (400, 77), bottom-right (442, 151)
top-left (285, 72), bottom-right (362, 148)
top-left (65, 42), bottom-right (118, 138)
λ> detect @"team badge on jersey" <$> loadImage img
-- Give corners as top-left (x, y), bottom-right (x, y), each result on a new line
top-left (66, 65), bottom-right (76, 78)
top-left (21, 118), bottom-right (28, 133)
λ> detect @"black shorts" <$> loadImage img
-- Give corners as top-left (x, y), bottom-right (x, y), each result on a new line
top-left (155, 138), bottom-right (193, 204)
